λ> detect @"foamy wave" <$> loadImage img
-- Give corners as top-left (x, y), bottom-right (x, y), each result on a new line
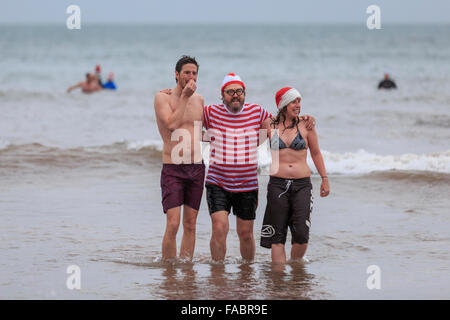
top-left (0, 140), bottom-right (164, 155)
top-left (205, 143), bottom-right (450, 174)
top-left (2, 140), bottom-right (448, 174)
top-left (125, 139), bottom-right (163, 152)
top-left (308, 149), bottom-right (450, 174)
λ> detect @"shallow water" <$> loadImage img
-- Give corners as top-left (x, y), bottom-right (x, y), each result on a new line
top-left (0, 158), bottom-right (449, 299)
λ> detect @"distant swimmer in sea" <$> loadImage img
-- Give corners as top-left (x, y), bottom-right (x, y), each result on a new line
top-left (102, 72), bottom-right (117, 90)
top-left (94, 64), bottom-right (117, 90)
top-left (66, 73), bottom-right (103, 94)
top-left (378, 73), bottom-right (397, 89)
top-left (260, 87), bottom-right (329, 263)
top-left (95, 64), bottom-right (103, 87)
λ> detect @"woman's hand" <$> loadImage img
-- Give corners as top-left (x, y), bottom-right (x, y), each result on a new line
top-left (320, 177), bottom-right (330, 197)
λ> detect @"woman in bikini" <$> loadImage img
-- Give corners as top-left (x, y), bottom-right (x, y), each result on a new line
top-left (260, 87), bottom-right (330, 263)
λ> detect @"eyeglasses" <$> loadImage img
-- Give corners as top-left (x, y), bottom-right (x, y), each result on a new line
top-left (224, 88), bottom-right (245, 96)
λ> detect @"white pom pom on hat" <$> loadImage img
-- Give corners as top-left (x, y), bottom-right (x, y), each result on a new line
top-left (221, 73), bottom-right (246, 93)
top-left (275, 87), bottom-right (302, 109)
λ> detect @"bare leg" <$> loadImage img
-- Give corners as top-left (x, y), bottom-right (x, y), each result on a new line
top-left (291, 243), bottom-right (308, 261)
top-left (236, 217), bottom-right (255, 261)
top-left (162, 207), bottom-right (181, 260)
top-left (271, 243), bottom-right (287, 263)
top-left (210, 211), bottom-right (229, 262)
top-left (179, 205), bottom-right (199, 260)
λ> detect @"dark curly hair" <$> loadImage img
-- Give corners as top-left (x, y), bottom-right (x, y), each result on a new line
top-left (270, 105), bottom-right (300, 132)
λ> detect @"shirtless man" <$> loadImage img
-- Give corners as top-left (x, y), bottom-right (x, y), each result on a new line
top-left (67, 73), bottom-right (102, 94)
top-left (154, 56), bottom-right (205, 261)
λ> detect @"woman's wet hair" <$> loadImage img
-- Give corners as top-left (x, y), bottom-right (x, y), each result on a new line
top-left (271, 105), bottom-right (300, 132)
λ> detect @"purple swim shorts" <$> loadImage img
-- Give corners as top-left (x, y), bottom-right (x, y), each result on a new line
top-left (160, 163), bottom-right (206, 213)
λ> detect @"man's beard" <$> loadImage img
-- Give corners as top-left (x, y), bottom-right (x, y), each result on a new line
top-left (225, 98), bottom-right (244, 113)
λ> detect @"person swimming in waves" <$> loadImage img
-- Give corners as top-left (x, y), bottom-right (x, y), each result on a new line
top-left (102, 72), bottom-right (117, 90)
top-left (67, 73), bottom-right (103, 94)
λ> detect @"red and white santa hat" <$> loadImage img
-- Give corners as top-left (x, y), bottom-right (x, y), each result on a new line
top-left (221, 73), bottom-right (246, 93)
top-left (275, 87), bottom-right (302, 109)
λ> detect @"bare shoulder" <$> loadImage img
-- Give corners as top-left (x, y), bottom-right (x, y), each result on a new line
top-left (155, 91), bottom-right (170, 101)
top-left (154, 92), bottom-right (172, 116)
top-left (154, 91), bottom-right (170, 107)
top-left (192, 92), bottom-right (204, 102)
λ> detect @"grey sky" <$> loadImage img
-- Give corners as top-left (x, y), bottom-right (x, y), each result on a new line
top-left (1, 0), bottom-right (449, 24)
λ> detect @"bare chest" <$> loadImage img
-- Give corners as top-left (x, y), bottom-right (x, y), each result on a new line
top-left (169, 97), bottom-right (203, 125)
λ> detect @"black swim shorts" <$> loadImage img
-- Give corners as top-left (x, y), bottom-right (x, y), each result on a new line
top-left (260, 176), bottom-right (313, 248)
top-left (205, 183), bottom-right (258, 220)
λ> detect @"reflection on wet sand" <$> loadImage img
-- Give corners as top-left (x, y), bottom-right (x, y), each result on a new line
top-left (154, 258), bottom-right (316, 300)
top-left (158, 261), bottom-right (199, 300)
top-left (262, 261), bottom-right (315, 300)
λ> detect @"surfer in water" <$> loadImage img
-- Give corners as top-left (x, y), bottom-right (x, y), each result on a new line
top-left (378, 73), bottom-right (397, 89)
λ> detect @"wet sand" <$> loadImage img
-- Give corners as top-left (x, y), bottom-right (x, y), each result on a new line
top-left (1, 156), bottom-right (449, 299)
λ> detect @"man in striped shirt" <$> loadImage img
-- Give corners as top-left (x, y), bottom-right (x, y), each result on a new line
top-left (204, 73), bottom-right (315, 262)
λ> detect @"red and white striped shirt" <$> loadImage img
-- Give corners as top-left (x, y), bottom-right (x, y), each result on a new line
top-left (203, 103), bottom-right (271, 192)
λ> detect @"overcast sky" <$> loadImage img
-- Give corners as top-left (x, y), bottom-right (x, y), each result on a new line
top-left (1, 0), bottom-right (449, 24)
